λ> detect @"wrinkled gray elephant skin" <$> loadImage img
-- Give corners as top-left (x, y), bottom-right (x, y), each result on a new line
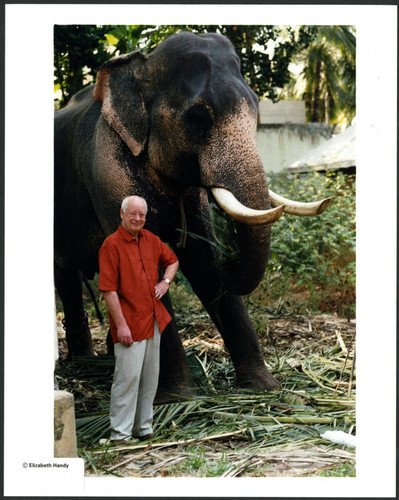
top-left (55, 32), bottom-right (283, 397)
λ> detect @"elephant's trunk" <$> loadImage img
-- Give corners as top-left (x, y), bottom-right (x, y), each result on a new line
top-left (199, 102), bottom-right (274, 295)
top-left (228, 219), bottom-right (272, 296)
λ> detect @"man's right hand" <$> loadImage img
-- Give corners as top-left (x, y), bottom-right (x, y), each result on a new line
top-left (102, 291), bottom-right (133, 347)
top-left (117, 325), bottom-right (133, 347)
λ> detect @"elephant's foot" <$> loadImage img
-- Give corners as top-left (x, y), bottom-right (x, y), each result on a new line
top-left (66, 340), bottom-right (94, 359)
top-left (155, 379), bottom-right (197, 403)
top-left (235, 364), bottom-right (281, 392)
top-left (64, 317), bottom-right (94, 359)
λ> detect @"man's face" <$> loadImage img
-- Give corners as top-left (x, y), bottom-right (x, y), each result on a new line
top-left (120, 198), bottom-right (147, 237)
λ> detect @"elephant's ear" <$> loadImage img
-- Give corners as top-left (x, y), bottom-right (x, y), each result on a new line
top-left (93, 52), bottom-right (148, 157)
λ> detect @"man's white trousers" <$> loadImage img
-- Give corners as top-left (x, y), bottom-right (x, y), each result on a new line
top-left (110, 321), bottom-right (161, 441)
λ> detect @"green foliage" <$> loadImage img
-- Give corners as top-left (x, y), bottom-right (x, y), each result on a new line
top-left (262, 171), bottom-right (356, 316)
top-left (320, 462), bottom-right (356, 477)
top-left (169, 446), bottom-right (232, 477)
top-left (103, 25), bottom-right (148, 54)
top-left (54, 25), bottom-right (112, 107)
top-left (282, 25), bottom-right (356, 126)
top-left (168, 279), bottom-right (203, 314)
top-left (209, 201), bottom-right (240, 263)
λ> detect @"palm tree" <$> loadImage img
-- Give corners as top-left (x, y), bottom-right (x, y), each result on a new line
top-left (284, 26), bottom-right (356, 126)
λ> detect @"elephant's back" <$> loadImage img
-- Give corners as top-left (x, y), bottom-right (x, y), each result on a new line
top-left (54, 87), bottom-right (102, 172)
top-left (66, 85), bottom-right (95, 106)
top-left (55, 87), bottom-right (100, 134)
top-left (54, 88), bottom-right (107, 273)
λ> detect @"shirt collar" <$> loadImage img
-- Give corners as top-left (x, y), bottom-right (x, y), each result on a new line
top-left (118, 224), bottom-right (143, 242)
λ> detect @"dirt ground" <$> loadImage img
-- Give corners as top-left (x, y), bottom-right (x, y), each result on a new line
top-left (58, 310), bottom-right (356, 360)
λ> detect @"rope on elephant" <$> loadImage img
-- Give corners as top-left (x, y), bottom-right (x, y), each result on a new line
top-left (177, 196), bottom-right (187, 249)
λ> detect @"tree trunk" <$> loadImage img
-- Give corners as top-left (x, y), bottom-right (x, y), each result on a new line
top-left (311, 59), bottom-right (322, 122)
top-left (325, 93), bottom-right (330, 124)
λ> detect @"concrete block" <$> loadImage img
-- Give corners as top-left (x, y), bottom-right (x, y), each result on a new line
top-left (54, 390), bottom-right (78, 458)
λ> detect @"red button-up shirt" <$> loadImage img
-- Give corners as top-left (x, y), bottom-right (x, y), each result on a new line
top-left (98, 225), bottom-right (178, 343)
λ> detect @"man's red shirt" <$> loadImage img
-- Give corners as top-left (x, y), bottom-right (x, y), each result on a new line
top-left (98, 225), bottom-right (178, 343)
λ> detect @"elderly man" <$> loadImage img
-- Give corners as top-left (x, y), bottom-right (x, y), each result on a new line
top-left (99, 195), bottom-right (179, 444)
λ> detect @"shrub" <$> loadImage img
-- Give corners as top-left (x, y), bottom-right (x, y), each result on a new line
top-left (262, 170), bottom-right (356, 316)
top-left (169, 274), bottom-right (204, 314)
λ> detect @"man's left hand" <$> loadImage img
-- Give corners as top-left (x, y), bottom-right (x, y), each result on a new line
top-left (154, 280), bottom-right (169, 300)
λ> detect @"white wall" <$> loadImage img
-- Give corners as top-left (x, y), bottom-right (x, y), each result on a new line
top-left (259, 99), bottom-right (307, 124)
top-left (256, 123), bottom-right (332, 173)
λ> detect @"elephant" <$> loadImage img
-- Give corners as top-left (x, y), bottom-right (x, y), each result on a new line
top-left (54, 31), bottom-right (330, 398)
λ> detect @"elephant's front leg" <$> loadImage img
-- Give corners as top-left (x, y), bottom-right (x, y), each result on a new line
top-left (175, 189), bottom-right (280, 391)
top-left (212, 292), bottom-right (280, 390)
top-left (180, 260), bottom-right (280, 391)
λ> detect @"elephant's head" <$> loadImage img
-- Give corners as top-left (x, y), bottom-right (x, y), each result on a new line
top-left (93, 32), bottom-right (329, 295)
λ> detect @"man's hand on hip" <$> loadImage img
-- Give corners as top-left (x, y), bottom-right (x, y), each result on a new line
top-left (154, 280), bottom-right (169, 300)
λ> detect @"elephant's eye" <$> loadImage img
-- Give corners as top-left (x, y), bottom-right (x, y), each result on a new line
top-left (184, 104), bottom-right (213, 136)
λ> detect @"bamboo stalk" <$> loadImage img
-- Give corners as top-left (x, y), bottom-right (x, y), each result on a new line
top-left (212, 410), bottom-right (334, 425)
top-left (333, 331), bottom-right (356, 396)
top-left (301, 366), bottom-right (343, 393)
top-left (93, 429), bottom-right (248, 455)
top-left (335, 330), bottom-right (348, 355)
top-left (107, 446), bottom-right (170, 472)
top-left (222, 457), bottom-right (252, 477)
top-left (348, 350), bottom-right (356, 397)
top-left (309, 398), bottom-right (355, 407)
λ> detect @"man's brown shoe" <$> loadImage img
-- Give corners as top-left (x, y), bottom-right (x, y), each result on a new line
top-left (137, 433), bottom-right (153, 441)
top-left (110, 439), bottom-right (130, 446)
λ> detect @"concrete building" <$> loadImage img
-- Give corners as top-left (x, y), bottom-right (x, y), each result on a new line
top-left (256, 99), bottom-right (332, 173)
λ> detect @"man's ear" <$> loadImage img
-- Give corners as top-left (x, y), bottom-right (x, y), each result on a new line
top-left (93, 52), bottom-right (148, 157)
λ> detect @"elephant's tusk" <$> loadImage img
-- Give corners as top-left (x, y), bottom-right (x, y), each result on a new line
top-left (268, 189), bottom-right (331, 216)
top-left (211, 187), bottom-right (285, 225)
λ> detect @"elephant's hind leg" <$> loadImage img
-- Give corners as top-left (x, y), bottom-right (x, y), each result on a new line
top-left (54, 264), bottom-right (94, 358)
